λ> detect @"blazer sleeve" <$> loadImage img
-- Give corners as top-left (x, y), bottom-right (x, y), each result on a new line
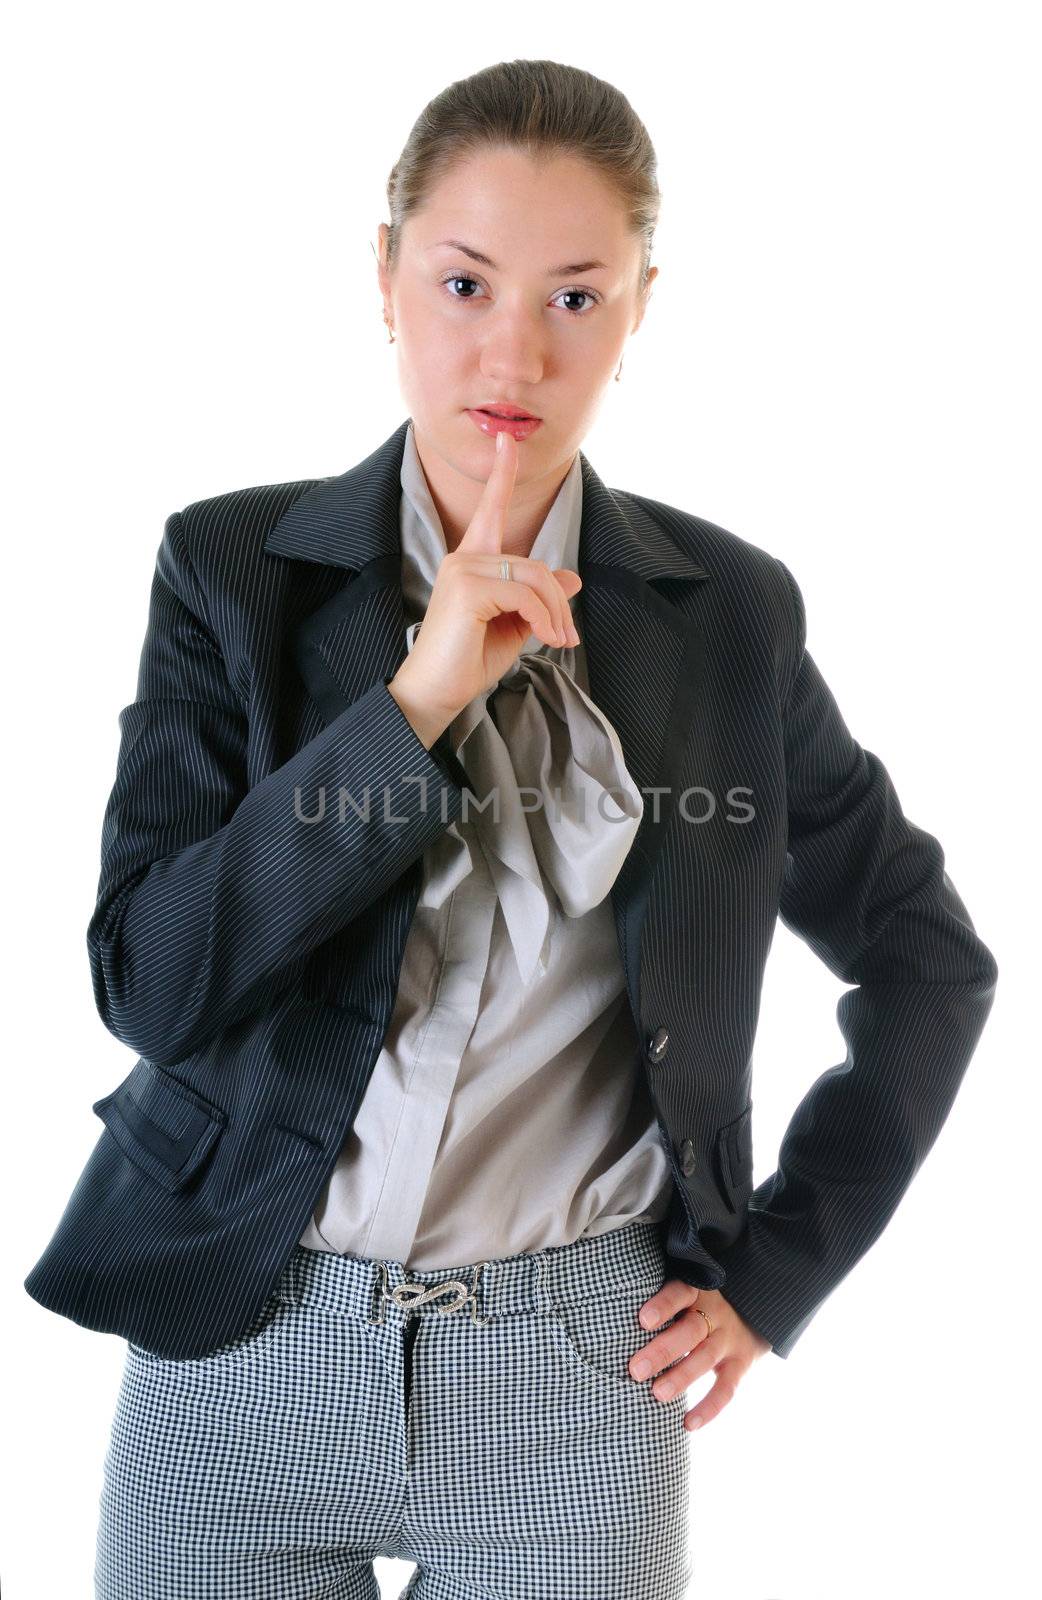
top-left (710, 560), bottom-right (999, 1358)
top-left (86, 509), bottom-right (466, 1068)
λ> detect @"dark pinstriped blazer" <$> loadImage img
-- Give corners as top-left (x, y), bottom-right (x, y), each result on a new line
top-left (23, 417), bottom-right (998, 1361)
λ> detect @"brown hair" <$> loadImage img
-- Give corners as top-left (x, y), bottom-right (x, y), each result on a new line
top-left (382, 59), bottom-right (660, 299)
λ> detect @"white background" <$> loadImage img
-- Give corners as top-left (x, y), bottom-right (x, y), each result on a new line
top-left (4, 4), bottom-right (1035, 1597)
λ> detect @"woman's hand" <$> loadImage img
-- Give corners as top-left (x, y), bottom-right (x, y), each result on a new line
top-left (632, 1282), bottom-right (772, 1431)
top-left (391, 428), bottom-right (583, 728)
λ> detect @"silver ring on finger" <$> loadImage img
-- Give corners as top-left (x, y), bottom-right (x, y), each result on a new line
top-left (499, 558), bottom-right (512, 582)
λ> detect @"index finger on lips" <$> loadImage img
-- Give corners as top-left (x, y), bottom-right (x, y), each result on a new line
top-left (456, 428), bottom-right (517, 558)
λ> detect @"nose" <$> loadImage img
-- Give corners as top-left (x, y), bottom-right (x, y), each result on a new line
top-left (479, 308), bottom-right (547, 388)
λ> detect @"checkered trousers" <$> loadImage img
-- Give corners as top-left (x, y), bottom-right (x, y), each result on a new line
top-left (95, 1218), bottom-right (693, 1598)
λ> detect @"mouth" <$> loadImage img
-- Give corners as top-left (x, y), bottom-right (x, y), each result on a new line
top-left (465, 408), bottom-right (543, 441)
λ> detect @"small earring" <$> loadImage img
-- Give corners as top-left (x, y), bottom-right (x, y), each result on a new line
top-left (383, 312), bottom-right (395, 344)
top-left (614, 355), bottom-right (624, 382)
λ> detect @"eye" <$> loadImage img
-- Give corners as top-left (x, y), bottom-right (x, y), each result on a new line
top-left (437, 272), bottom-right (601, 317)
top-left (552, 287), bottom-right (600, 315)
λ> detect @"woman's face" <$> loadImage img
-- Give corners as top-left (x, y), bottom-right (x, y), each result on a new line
top-left (377, 145), bottom-right (655, 546)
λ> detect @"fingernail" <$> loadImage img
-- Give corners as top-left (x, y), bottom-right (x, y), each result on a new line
top-left (687, 1416), bottom-right (703, 1430)
top-left (632, 1358), bottom-right (651, 1379)
top-left (641, 1310), bottom-right (658, 1328)
top-left (496, 431), bottom-right (504, 454)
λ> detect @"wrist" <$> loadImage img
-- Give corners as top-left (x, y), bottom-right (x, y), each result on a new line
top-left (386, 665), bottom-right (457, 751)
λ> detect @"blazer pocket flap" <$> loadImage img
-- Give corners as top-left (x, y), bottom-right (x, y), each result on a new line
top-left (92, 1059), bottom-right (227, 1192)
top-left (715, 1103), bottom-right (753, 1212)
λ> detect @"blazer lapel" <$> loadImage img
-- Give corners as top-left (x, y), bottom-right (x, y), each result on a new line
top-left (576, 459), bottom-right (710, 1018)
top-left (264, 426), bottom-right (414, 727)
top-left (263, 418), bottom-right (711, 1021)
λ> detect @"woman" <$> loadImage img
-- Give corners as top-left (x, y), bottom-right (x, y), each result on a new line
top-left (24, 58), bottom-right (997, 1600)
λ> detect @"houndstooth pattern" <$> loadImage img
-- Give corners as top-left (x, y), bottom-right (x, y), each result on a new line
top-left (95, 1219), bottom-right (693, 1598)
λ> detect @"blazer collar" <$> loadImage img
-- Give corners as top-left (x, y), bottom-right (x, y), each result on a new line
top-left (263, 417), bottom-right (709, 586)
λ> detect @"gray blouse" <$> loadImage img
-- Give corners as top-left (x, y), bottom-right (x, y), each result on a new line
top-left (297, 421), bottom-right (674, 1269)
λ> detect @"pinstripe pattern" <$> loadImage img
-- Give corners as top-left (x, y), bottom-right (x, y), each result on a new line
top-left (23, 417), bottom-right (998, 1361)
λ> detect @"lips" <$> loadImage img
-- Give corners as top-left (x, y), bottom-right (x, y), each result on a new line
top-left (466, 409), bottom-right (543, 441)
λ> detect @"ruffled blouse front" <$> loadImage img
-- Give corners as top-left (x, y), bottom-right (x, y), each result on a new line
top-left (399, 423), bottom-right (644, 984)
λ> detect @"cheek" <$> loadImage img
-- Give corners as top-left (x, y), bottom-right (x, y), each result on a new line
top-left (398, 328), bottom-right (472, 402)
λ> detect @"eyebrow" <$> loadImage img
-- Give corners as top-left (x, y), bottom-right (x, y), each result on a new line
top-left (429, 239), bottom-right (610, 276)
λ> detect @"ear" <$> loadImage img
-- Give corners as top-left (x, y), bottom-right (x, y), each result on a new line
top-left (376, 222), bottom-right (392, 303)
top-left (631, 265), bottom-right (658, 334)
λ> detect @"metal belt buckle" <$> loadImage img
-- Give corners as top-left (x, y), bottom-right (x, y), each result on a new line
top-left (368, 1261), bottom-right (491, 1327)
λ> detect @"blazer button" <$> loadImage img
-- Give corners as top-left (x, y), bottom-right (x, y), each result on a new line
top-left (679, 1138), bottom-right (696, 1177)
top-left (646, 1027), bottom-right (670, 1064)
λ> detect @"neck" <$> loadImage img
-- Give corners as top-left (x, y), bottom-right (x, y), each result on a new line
top-left (413, 427), bottom-right (576, 558)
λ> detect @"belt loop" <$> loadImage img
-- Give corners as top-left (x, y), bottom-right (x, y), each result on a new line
top-left (469, 1261), bottom-right (492, 1328)
top-left (367, 1262), bottom-right (390, 1326)
top-left (533, 1248), bottom-right (551, 1316)
top-left (279, 1249), bottom-right (302, 1308)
